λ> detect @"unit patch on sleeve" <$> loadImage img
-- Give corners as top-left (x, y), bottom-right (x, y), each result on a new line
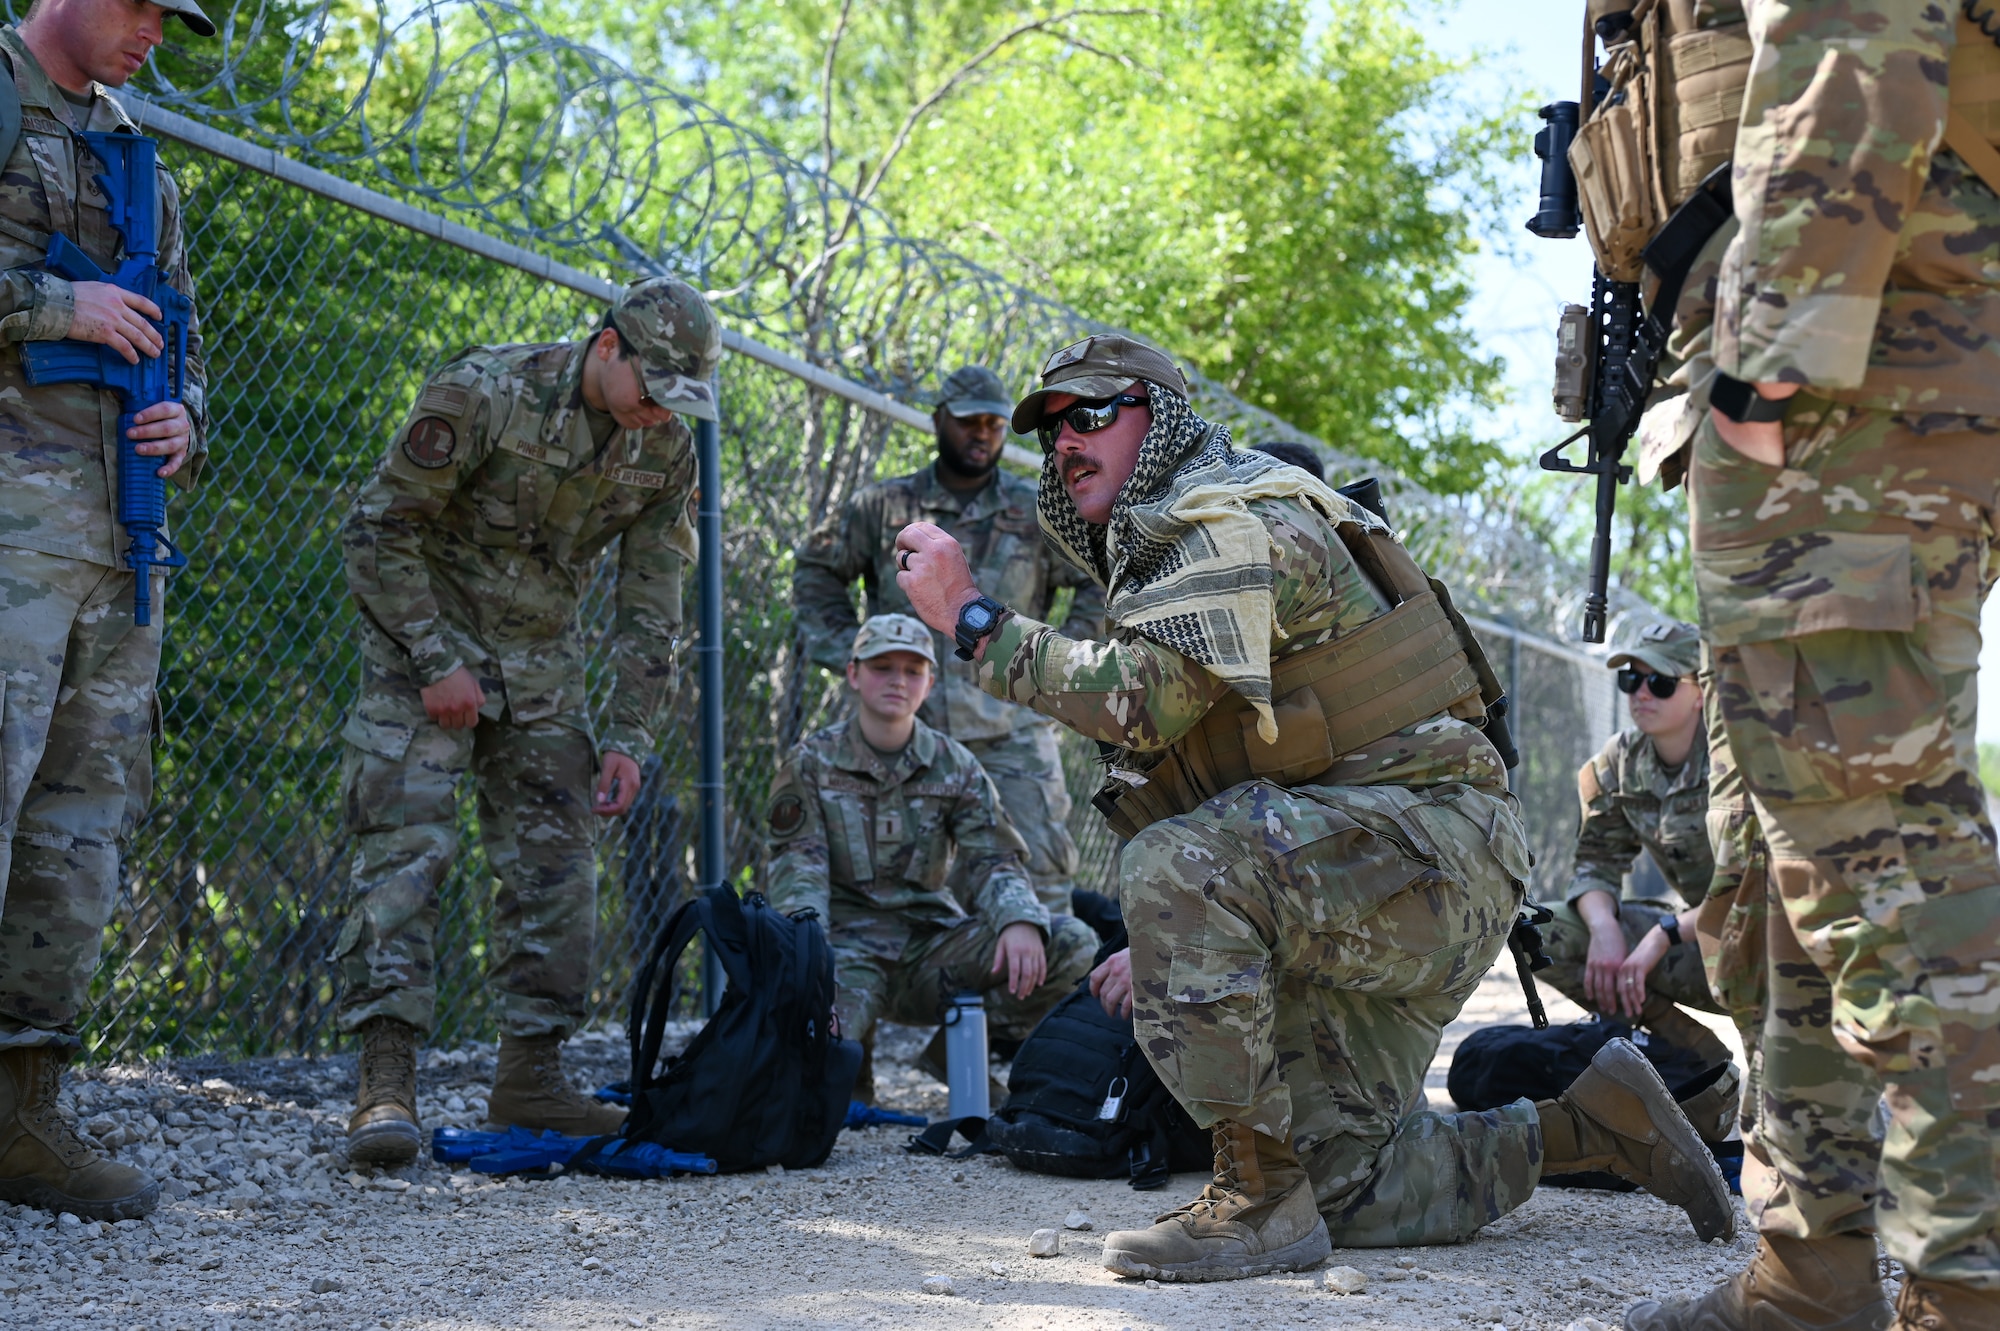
top-left (417, 382), bottom-right (471, 416)
top-left (768, 794), bottom-right (805, 836)
top-left (403, 416), bottom-right (458, 469)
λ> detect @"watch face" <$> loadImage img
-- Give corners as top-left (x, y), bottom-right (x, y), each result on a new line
top-left (963, 602), bottom-right (996, 631)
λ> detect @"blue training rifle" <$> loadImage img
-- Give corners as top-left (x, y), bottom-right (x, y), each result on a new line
top-left (431, 1126), bottom-right (716, 1179)
top-left (21, 130), bottom-right (191, 626)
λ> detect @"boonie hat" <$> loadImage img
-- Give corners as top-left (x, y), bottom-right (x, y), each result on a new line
top-left (935, 366), bottom-right (1012, 419)
top-left (159, 0), bottom-right (216, 36)
top-left (850, 613), bottom-right (937, 667)
top-left (1606, 621), bottom-right (1701, 678)
top-left (1010, 333), bottom-right (1190, 435)
top-left (610, 278), bottom-right (723, 422)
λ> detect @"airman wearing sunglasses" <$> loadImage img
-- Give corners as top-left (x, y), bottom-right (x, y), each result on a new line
top-left (792, 365), bottom-right (1106, 928)
top-left (1533, 621), bottom-right (1739, 1137)
top-left (891, 333), bottom-right (1731, 1281)
top-left (331, 278), bottom-right (719, 1166)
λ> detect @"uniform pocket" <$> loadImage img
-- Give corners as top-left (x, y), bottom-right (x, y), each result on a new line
top-left (340, 707), bottom-right (417, 834)
top-left (1161, 944), bottom-right (1273, 1110)
top-left (1694, 530), bottom-right (1924, 647)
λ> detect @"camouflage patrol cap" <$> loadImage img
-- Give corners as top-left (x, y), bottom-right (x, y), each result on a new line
top-left (158, 0), bottom-right (217, 36)
top-left (1607, 621), bottom-right (1702, 678)
top-left (1010, 333), bottom-right (1191, 434)
top-left (610, 278), bottom-right (722, 422)
top-left (850, 613), bottom-right (937, 666)
top-left (935, 366), bottom-right (1012, 419)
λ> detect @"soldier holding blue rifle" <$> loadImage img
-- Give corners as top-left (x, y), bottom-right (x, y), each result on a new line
top-left (0, 0), bottom-right (213, 1223)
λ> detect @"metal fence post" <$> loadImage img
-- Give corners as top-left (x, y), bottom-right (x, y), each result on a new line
top-left (695, 403), bottom-right (727, 1017)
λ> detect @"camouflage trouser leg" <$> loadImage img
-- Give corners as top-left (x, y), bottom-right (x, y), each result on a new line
top-left (1122, 779), bottom-right (1539, 1246)
top-left (958, 725), bottom-right (1080, 917)
top-left (334, 657), bottom-right (599, 1040)
top-left (831, 911), bottom-right (1098, 1048)
top-left (1691, 404), bottom-right (2000, 1285)
top-left (0, 549), bottom-right (160, 1047)
top-left (1536, 896), bottom-right (1732, 1065)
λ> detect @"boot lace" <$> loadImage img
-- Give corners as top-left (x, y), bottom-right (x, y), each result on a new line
top-left (357, 1022), bottom-right (415, 1112)
top-left (1160, 1126), bottom-right (1247, 1222)
top-left (22, 1052), bottom-right (95, 1168)
top-left (529, 1040), bottom-right (592, 1108)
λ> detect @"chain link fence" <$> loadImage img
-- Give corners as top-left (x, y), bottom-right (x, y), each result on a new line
top-left (74, 3), bottom-right (1654, 1059)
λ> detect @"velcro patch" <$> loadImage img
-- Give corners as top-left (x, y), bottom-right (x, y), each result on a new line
top-left (769, 794), bottom-right (805, 836)
top-left (607, 465), bottom-right (666, 489)
top-left (418, 382), bottom-right (471, 415)
top-left (402, 416), bottom-right (457, 469)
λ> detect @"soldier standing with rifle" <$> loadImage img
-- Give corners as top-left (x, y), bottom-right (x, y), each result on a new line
top-left (0, 0), bottom-right (214, 1222)
top-left (1534, 4), bottom-right (2000, 1326)
top-left (894, 333), bottom-right (1731, 1282)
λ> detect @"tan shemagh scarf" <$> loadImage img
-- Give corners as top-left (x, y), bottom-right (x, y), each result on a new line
top-left (1035, 386), bottom-right (1365, 742)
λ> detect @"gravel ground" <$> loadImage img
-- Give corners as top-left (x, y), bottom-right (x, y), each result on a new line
top-left (4, 971), bottom-right (1894, 1331)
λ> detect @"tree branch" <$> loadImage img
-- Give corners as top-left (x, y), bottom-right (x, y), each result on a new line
top-left (818, 0), bottom-right (856, 174)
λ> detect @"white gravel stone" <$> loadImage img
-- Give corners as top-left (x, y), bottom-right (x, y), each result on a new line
top-left (1062, 1210), bottom-right (1094, 1231)
top-left (921, 1274), bottom-right (955, 1296)
top-left (1323, 1265), bottom-right (1368, 1294)
top-left (1566, 1320), bottom-right (1615, 1331)
top-left (1027, 1228), bottom-right (1062, 1257)
top-left (309, 1277), bottom-right (343, 1294)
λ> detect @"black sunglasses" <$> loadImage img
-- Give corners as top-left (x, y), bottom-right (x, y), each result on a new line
top-left (1617, 668), bottom-right (1681, 699)
top-left (1036, 393), bottom-right (1147, 453)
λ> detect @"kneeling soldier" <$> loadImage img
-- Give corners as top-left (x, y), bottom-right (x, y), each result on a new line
top-left (763, 615), bottom-right (1097, 1100)
top-left (894, 334), bottom-right (1732, 1281)
top-left (334, 277), bottom-right (719, 1164)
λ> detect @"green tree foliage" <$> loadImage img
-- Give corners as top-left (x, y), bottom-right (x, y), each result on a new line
top-left (555, 0), bottom-right (1512, 493)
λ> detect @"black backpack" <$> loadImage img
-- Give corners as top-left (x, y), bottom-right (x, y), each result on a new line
top-left (982, 979), bottom-right (1210, 1190)
top-left (618, 886), bottom-right (862, 1173)
top-left (1446, 1017), bottom-right (1716, 1112)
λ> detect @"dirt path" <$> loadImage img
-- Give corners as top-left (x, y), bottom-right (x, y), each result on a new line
top-left (3, 972), bottom-right (1787, 1331)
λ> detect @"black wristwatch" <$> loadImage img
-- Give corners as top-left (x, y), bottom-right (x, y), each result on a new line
top-left (953, 594), bottom-right (1007, 661)
top-left (1657, 911), bottom-right (1684, 948)
top-left (1710, 372), bottom-right (1790, 424)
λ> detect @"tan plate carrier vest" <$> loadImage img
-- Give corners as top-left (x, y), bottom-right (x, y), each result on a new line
top-left (1092, 520), bottom-right (1504, 842)
top-left (1571, 1), bottom-right (2000, 284)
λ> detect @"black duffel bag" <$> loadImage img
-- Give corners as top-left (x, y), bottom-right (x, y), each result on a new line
top-left (618, 886), bottom-right (861, 1173)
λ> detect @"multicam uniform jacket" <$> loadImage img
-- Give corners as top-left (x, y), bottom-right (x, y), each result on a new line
top-left (793, 464), bottom-right (1105, 742)
top-left (0, 25), bottom-right (210, 563)
top-left (340, 340), bottom-right (696, 756)
top-left (762, 716), bottom-right (1046, 959)
top-left (977, 493), bottom-right (1509, 795)
top-left (1567, 729), bottom-right (1713, 912)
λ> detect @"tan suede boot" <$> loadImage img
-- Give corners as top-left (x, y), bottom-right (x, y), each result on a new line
top-left (1540, 1037), bottom-right (1736, 1242)
top-left (1100, 1121), bottom-right (1333, 1282)
top-left (1677, 1061), bottom-right (1744, 1144)
top-left (347, 1016), bottom-right (422, 1166)
top-left (1624, 1233), bottom-right (1892, 1331)
top-left (0, 1045), bottom-right (160, 1220)
top-left (486, 1034), bottom-right (626, 1136)
top-left (1893, 1275), bottom-right (2000, 1330)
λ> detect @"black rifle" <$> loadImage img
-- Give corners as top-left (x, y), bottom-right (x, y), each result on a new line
top-left (1527, 100), bottom-right (1733, 643)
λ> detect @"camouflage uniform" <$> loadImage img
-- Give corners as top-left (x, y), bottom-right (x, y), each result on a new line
top-left (1538, 625), bottom-right (1727, 1061)
top-left (761, 714), bottom-right (1097, 1050)
top-left (0, 29), bottom-right (210, 1048)
top-left (1688, 3), bottom-right (2000, 1288)
top-left (979, 488), bottom-right (1542, 1246)
top-left (334, 281), bottom-right (712, 1040)
top-left (794, 440), bottom-right (1105, 917)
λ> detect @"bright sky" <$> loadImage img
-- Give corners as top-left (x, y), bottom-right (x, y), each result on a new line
top-left (1421, 1), bottom-right (2000, 743)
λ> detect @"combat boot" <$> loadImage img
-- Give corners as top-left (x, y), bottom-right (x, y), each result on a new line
top-left (1893, 1275), bottom-right (2000, 1330)
top-left (347, 1016), bottom-right (422, 1167)
top-left (486, 1034), bottom-right (626, 1136)
top-left (0, 1044), bottom-right (160, 1220)
top-left (1624, 1233), bottom-right (1891, 1331)
top-left (1540, 1037), bottom-right (1736, 1242)
top-left (1676, 1061), bottom-right (1743, 1144)
top-left (1100, 1120), bottom-right (1332, 1282)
